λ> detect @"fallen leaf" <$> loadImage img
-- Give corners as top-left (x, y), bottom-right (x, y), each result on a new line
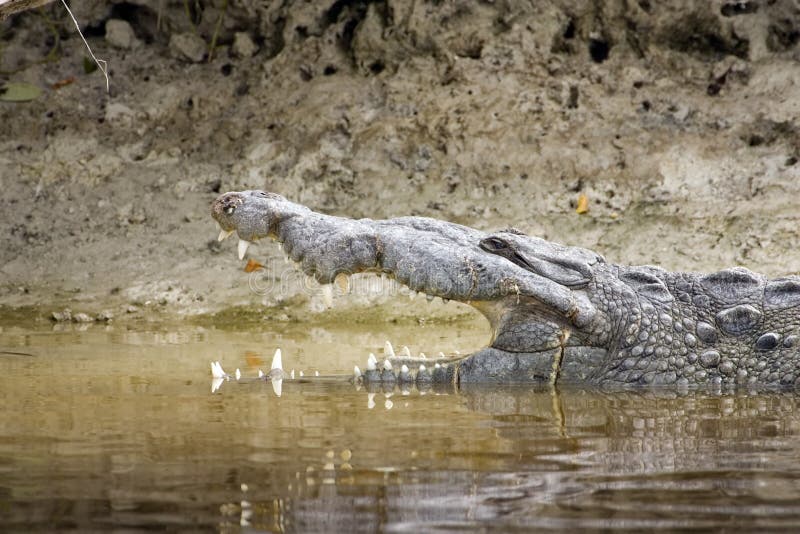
top-left (245, 351), bottom-right (263, 368)
top-left (0, 82), bottom-right (42, 102)
top-left (52, 77), bottom-right (75, 90)
top-left (244, 259), bottom-right (263, 272)
top-left (576, 193), bottom-right (589, 214)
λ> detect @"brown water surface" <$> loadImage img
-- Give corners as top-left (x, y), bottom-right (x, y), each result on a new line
top-left (1, 322), bottom-right (800, 531)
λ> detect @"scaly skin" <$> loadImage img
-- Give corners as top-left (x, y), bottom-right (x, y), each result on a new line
top-left (211, 190), bottom-right (800, 390)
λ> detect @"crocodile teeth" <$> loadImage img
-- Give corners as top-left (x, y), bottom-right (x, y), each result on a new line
top-left (211, 377), bottom-right (223, 393)
top-left (237, 239), bottom-right (251, 260)
top-left (434, 363), bottom-right (441, 369)
top-left (400, 364), bottom-right (409, 373)
top-left (354, 365), bottom-right (362, 378)
top-left (383, 359), bottom-right (393, 371)
top-left (367, 353), bottom-right (378, 367)
top-left (235, 368), bottom-right (241, 380)
top-left (419, 352), bottom-right (427, 359)
top-left (384, 399), bottom-right (393, 410)
top-left (367, 393), bottom-right (376, 409)
top-left (335, 273), bottom-right (350, 294)
top-left (384, 341), bottom-right (395, 358)
top-left (290, 369), bottom-right (295, 379)
top-left (400, 346), bottom-right (411, 357)
top-left (299, 371), bottom-right (304, 377)
top-left (258, 369), bottom-right (264, 378)
top-left (218, 229), bottom-right (234, 242)
top-left (271, 348), bottom-right (283, 371)
top-left (211, 361), bottom-right (227, 378)
top-left (321, 284), bottom-right (334, 308)
top-left (438, 352), bottom-right (446, 358)
top-left (272, 378), bottom-right (283, 397)
top-left (419, 364), bottom-right (427, 372)
top-left (315, 371), bottom-right (320, 377)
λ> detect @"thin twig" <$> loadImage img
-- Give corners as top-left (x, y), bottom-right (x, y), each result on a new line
top-left (59, 0), bottom-right (109, 92)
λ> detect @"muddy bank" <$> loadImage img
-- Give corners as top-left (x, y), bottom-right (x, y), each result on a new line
top-left (1, 0), bottom-right (799, 324)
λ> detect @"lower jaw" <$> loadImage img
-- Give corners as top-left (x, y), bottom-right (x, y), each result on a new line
top-left (457, 345), bottom-right (608, 385)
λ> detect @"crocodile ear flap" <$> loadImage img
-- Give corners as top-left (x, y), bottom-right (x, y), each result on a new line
top-left (526, 254), bottom-right (593, 288)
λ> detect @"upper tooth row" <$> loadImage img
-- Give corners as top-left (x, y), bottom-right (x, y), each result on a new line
top-left (217, 228), bottom-right (449, 303)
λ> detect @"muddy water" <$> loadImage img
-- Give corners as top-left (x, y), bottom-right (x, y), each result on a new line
top-left (2, 323), bottom-right (800, 531)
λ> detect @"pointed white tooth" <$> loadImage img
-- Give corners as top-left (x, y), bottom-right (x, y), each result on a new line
top-left (235, 368), bottom-right (241, 380)
top-left (366, 357), bottom-right (376, 371)
top-left (299, 371), bottom-right (304, 377)
top-left (211, 361), bottom-right (227, 378)
top-left (419, 364), bottom-right (427, 372)
top-left (368, 353), bottom-right (378, 366)
top-left (258, 369), bottom-right (264, 378)
top-left (419, 352), bottom-right (427, 359)
top-left (400, 364), bottom-right (409, 373)
top-left (354, 365), bottom-right (362, 378)
top-left (384, 341), bottom-right (395, 358)
top-left (368, 392), bottom-right (376, 409)
top-left (321, 284), bottom-right (334, 307)
top-left (218, 229), bottom-right (234, 242)
top-left (315, 371), bottom-right (320, 377)
top-left (335, 273), bottom-right (350, 294)
top-left (278, 242), bottom-right (283, 251)
top-left (383, 359), bottom-right (393, 371)
top-left (290, 369), bottom-right (295, 379)
top-left (438, 352), bottom-right (446, 358)
top-left (454, 350), bottom-right (461, 355)
top-left (237, 239), bottom-right (251, 260)
top-left (272, 378), bottom-right (283, 397)
top-left (434, 363), bottom-right (441, 369)
top-left (271, 348), bottom-right (283, 371)
top-left (400, 346), bottom-right (411, 357)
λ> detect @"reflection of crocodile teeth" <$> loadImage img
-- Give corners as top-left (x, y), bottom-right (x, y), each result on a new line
top-left (400, 346), bottom-right (411, 357)
top-left (271, 348), bottom-right (283, 371)
top-left (400, 364), bottom-right (409, 373)
top-left (321, 285), bottom-right (333, 307)
top-left (419, 364), bottom-right (427, 372)
top-left (235, 368), bottom-right (241, 380)
top-left (290, 369), bottom-right (295, 379)
top-left (272, 378), bottom-right (282, 397)
top-left (384, 399), bottom-right (393, 410)
top-left (218, 229), bottom-right (233, 242)
top-left (367, 393), bottom-right (375, 409)
top-left (353, 365), bottom-right (362, 378)
top-left (237, 239), bottom-right (250, 259)
top-left (384, 341), bottom-right (395, 358)
top-left (258, 369), bottom-right (264, 378)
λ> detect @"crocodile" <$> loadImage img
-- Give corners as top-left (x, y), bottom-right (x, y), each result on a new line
top-left (211, 190), bottom-right (800, 390)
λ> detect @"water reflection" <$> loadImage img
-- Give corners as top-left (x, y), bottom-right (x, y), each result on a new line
top-left (1, 325), bottom-right (800, 530)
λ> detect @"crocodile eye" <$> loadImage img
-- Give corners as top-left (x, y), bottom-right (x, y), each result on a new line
top-left (224, 205), bottom-right (235, 215)
top-left (480, 237), bottom-right (508, 251)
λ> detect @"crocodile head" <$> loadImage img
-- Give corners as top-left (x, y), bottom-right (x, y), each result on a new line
top-left (211, 190), bottom-right (615, 384)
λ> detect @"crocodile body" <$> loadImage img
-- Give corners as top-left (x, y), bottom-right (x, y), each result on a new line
top-left (211, 190), bottom-right (800, 390)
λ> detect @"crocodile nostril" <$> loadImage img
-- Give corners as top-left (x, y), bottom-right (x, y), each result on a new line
top-left (224, 205), bottom-right (235, 215)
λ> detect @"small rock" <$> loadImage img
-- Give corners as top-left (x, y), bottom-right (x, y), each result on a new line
top-left (105, 19), bottom-right (138, 50)
top-left (96, 310), bottom-right (114, 322)
top-left (126, 305), bottom-right (139, 313)
top-left (72, 313), bottom-right (94, 323)
top-left (170, 33), bottom-right (207, 63)
top-left (231, 32), bottom-right (257, 58)
top-left (51, 308), bottom-right (72, 322)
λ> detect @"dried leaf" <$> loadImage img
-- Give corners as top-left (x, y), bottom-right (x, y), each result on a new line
top-left (52, 77), bottom-right (76, 90)
top-left (245, 351), bottom-right (263, 368)
top-left (83, 56), bottom-right (98, 74)
top-left (0, 82), bottom-right (42, 102)
top-left (244, 259), bottom-right (264, 273)
top-left (576, 193), bottom-right (589, 214)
